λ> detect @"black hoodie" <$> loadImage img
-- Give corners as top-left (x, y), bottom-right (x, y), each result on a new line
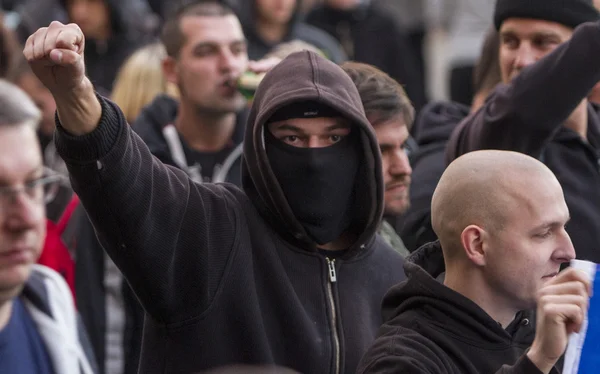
top-left (357, 241), bottom-right (558, 374)
top-left (234, 0), bottom-right (347, 63)
top-left (54, 51), bottom-right (405, 374)
top-left (400, 101), bottom-right (470, 252)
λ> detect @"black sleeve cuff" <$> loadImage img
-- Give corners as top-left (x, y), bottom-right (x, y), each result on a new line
top-left (511, 354), bottom-right (545, 374)
top-left (54, 93), bottom-right (124, 164)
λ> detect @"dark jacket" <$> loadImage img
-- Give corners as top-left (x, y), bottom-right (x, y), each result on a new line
top-left (306, 2), bottom-right (426, 111)
top-left (131, 94), bottom-right (247, 185)
top-left (55, 51), bottom-right (406, 374)
top-left (401, 101), bottom-right (470, 252)
top-left (357, 241), bottom-right (557, 374)
top-left (447, 20), bottom-right (600, 262)
top-left (234, 0), bottom-right (346, 63)
top-left (58, 0), bottom-right (155, 93)
top-left (72, 94), bottom-right (246, 374)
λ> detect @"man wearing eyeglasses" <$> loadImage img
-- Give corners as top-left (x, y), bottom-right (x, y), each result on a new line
top-left (0, 79), bottom-right (97, 374)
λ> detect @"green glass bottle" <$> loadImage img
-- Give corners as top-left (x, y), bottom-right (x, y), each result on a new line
top-left (237, 71), bottom-right (265, 101)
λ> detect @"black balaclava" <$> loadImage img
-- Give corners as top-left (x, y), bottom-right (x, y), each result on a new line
top-left (265, 101), bottom-right (360, 245)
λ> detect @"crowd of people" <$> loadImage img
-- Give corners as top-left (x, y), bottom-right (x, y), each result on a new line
top-left (0, 0), bottom-right (599, 373)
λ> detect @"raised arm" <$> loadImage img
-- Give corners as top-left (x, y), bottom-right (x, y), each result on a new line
top-left (24, 22), bottom-right (240, 324)
top-left (447, 20), bottom-right (600, 163)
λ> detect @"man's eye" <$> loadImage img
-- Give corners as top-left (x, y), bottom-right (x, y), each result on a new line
top-left (194, 48), bottom-right (213, 57)
top-left (330, 135), bottom-right (341, 142)
top-left (536, 231), bottom-right (552, 239)
top-left (502, 37), bottom-right (518, 49)
top-left (284, 135), bottom-right (298, 143)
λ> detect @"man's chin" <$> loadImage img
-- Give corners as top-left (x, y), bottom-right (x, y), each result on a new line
top-left (383, 195), bottom-right (410, 216)
top-left (384, 203), bottom-right (410, 217)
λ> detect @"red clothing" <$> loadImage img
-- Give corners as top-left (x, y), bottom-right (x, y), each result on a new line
top-left (38, 195), bottom-right (79, 301)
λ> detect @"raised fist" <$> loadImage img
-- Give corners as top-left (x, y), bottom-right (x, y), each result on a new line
top-left (23, 21), bottom-right (86, 96)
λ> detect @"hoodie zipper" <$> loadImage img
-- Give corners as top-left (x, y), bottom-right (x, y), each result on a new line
top-left (325, 258), bottom-right (340, 374)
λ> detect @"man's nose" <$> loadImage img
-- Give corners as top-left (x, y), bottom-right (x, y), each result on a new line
top-left (554, 231), bottom-right (577, 264)
top-left (389, 148), bottom-right (412, 177)
top-left (219, 49), bottom-right (239, 72)
top-left (514, 42), bottom-right (538, 70)
top-left (3, 193), bottom-right (43, 232)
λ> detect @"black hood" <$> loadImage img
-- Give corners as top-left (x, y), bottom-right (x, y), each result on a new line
top-left (382, 241), bottom-right (536, 345)
top-left (413, 101), bottom-right (470, 145)
top-left (242, 50), bottom-right (384, 254)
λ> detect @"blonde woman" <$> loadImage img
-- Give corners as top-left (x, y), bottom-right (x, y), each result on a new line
top-left (111, 43), bottom-right (179, 123)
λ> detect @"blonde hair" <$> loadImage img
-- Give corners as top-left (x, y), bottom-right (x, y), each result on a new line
top-left (111, 43), bottom-right (179, 123)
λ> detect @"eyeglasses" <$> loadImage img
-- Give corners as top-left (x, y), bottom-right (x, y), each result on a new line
top-left (0, 169), bottom-right (66, 213)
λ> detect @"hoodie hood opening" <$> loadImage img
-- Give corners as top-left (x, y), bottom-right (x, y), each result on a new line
top-left (242, 50), bottom-right (384, 255)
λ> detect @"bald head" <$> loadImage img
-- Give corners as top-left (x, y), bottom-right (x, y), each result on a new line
top-left (432, 150), bottom-right (561, 260)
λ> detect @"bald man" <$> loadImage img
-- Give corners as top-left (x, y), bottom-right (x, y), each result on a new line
top-left (357, 150), bottom-right (590, 374)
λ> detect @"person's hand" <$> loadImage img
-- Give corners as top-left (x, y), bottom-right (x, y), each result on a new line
top-left (23, 21), bottom-right (101, 135)
top-left (527, 268), bottom-right (591, 374)
top-left (23, 21), bottom-right (86, 97)
top-left (247, 57), bottom-right (281, 75)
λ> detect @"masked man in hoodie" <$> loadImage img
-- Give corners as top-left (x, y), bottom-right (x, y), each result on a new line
top-left (24, 18), bottom-right (406, 374)
top-left (358, 150), bottom-right (588, 374)
top-left (0, 79), bottom-right (97, 374)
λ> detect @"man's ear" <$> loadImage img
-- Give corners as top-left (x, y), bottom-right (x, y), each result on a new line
top-left (162, 56), bottom-right (179, 85)
top-left (460, 225), bottom-right (488, 267)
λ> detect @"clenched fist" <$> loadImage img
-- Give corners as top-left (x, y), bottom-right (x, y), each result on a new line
top-left (24, 21), bottom-right (86, 95)
top-left (23, 21), bottom-right (101, 135)
top-left (527, 268), bottom-right (591, 374)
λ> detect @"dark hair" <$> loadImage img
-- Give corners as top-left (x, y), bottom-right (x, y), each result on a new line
top-left (473, 28), bottom-right (502, 95)
top-left (0, 17), bottom-right (20, 78)
top-left (341, 61), bottom-right (415, 129)
top-left (161, 0), bottom-right (236, 58)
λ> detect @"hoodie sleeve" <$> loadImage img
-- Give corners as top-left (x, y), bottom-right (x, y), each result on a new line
top-left (495, 355), bottom-right (544, 374)
top-left (358, 344), bottom-right (546, 374)
top-left (446, 20), bottom-right (600, 164)
top-left (356, 326), bottom-right (456, 374)
top-left (54, 95), bottom-right (239, 324)
top-left (357, 324), bottom-right (551, 374)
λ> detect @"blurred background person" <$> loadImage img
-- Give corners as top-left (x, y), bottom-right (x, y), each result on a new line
top-left (305, 0), bottom-right (427, 112)
top-left (342, 61), bottom-right (415, 257)
top-left (231, 0), bottom-right (346, 63)
top-left (58, 0), bottom-right (156, 93)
